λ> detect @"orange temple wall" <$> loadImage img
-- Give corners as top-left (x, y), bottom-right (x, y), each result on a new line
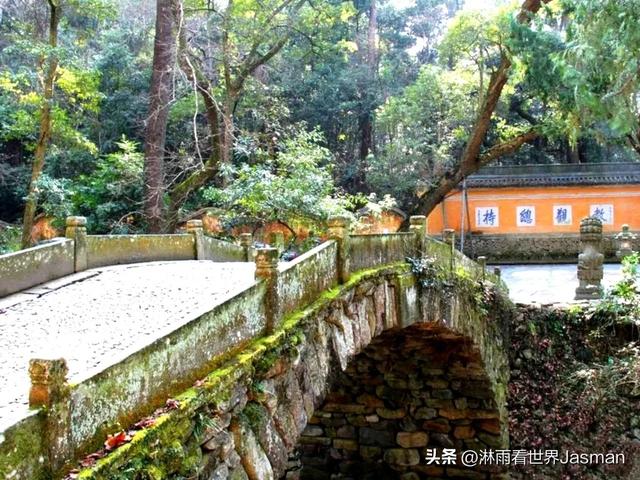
top-left (426, 184), bottom-right (640, 235)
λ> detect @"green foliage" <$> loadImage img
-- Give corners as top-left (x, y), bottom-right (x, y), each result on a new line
top-left (73, 137), bottom-right (144, 233)
top-left (370, 65), bottom-right (475, 204)
top-left (0, 225), bottom-right (21, 254)
top-left (595, 253), bottom-right (640, 326)
top-left (203, 128), bottom-right (345, 231)
top-left (558, 0), bottom-right (640, 142)
top-left (34, 174), bottom-right (74, 227)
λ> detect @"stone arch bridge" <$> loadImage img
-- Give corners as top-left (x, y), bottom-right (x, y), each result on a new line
top-left (0, 216), bottom-right (511, 480)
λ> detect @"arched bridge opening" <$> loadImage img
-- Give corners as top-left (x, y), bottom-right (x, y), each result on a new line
top-left (289, 323), bottom-right (505, 480)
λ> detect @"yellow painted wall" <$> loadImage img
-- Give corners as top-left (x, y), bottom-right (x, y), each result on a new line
top-left (426, 184), bottom-right (640, 234)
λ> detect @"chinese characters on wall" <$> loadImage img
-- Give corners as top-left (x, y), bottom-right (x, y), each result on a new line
top-left (476, 207), bottom-right (499, 227)
top-left (516, 206), bottom-right (535, 227)
top-left (590, 204), bottom-right (614, 225)
top-left (553, 205), bottom-right (572, 226)
top-left (474, 205), bottom-right (615, 228)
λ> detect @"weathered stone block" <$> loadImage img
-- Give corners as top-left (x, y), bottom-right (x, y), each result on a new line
top-left (476, 419), bottom-right (501, 435)
top-left (383, 448), bottom-right (420, 467)
top-left (359, 446), bottom-right (382, 460)
top-left (432, 389), bottom-right (454, 400)
top-left (336, 425), bottom-right (356, 439)
top-left (359, 427), bottom-right (396, 447)
top-left (396, 431), bottom-right (428, 448)
top-left (356, 393), bottom-right (384, 408)
top-left (333, 439), bottom-right (358, 451)
top-left (231, 419), bottom-right (274, 480)
top-left (439, 408), bottom-right (470, 420)
top-left (324, 403), bottom-right (369, 414)
top-left (302, 426), bottom-right (324, 437)
top-left (414, 407), bottom-right (437, 420)
top-left (376, 408), bottom-right (406, 419)
top-left (299, 437), bottom-right (331, 446)
top-left (431, 433), bottom-right (455, 448)
top-left (453, 426), bottom-right (475, 439)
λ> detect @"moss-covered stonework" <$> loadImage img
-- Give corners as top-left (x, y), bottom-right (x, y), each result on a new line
top-left (277, 242), bottom-right (339, 317)
top-left (464, 233), bottom-right (640, 264)
top-left (85, 235), bottom-right (196, 268)
top-left (349, 233), bottom-right (418, 273)
top-left (295, 325), bottom-right (505, 479)
top-left (0, 238), bottom-right (74, 297)
top-left (0, 233), bottom-right (511, 480)
top-left (0, 413), bottom-right (48, 480)
top-left (69, 254), bottom-right (510, 480)
top-left (200, 236), bottom-right (247, 262)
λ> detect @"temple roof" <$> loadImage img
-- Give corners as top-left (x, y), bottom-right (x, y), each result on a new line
top-left (466, 162), bottom-right (640, 188)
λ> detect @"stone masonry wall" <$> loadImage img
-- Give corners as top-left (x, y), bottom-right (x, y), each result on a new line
top-left (463, 233), bottom-right (640, 264)
top-left (70, 261), bottom-right (510, 480)
top-left (67, 258), bottom-right (509, 480)
top-left (70, 266), bottom-right (408, 480)
top-left (294, 324), bottom-right (505, 480)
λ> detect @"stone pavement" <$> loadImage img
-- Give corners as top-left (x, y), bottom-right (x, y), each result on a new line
top-left (0, 261), bottom-right (256, 433)
top-left (496, 263), bottom-right (623, 304)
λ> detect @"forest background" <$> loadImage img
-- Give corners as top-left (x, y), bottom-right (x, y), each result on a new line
top-left (1, 0), bottom-right (639, 251)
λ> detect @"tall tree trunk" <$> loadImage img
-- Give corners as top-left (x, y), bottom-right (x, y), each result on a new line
top-left (21, 0), bottom-right (60, 248)
top-left (165, 0), bottom-right (292, 230)
top-left (356, 0), bottom-right (377, 190)
top-left (408, 0), bottom-right (550, 219)
top-left (143, 0), bottom-right (179, 232)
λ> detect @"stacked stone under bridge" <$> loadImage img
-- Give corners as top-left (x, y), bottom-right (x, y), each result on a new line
top-left (0, 216), bottom-right (511, 479)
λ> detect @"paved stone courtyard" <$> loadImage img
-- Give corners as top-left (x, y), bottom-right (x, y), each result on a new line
top-left (496, 263), bottom-right (623, 304)
top-left (0, 261), bottom-right (255, 432)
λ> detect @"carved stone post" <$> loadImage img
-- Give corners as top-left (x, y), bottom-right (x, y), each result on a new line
top-left (255, 247), bottom-right (280, 333)
top-left (29, 358), bottom-right (72, 474)
top-left (615, 224), bottom-right (636, 260)
top-left (65, 216), bottom-right (87, 272)
top-left (269, 231), bottom-right (285, 254)
top-left (477, 256), bottom-right (487, 282)
top-left (328, 216), bottom-right (351, 284)
top-left (443, 228), bottom-right (455, 274)
top-left (409, 215), bottom-right (427, 254)
top-left (575, 217), bottom-right (604, 300)
top-left (186, 219), bottom-right (205, 260)
top-left (240, 233), bottom-right (253, 262)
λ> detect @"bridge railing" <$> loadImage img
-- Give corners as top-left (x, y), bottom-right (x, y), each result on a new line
top-left (0, 217), bottom-right (249, 299)
top-left (0, 238), bottom-right (75, 297)
top-left (0, 214), bottom-right (497, 479)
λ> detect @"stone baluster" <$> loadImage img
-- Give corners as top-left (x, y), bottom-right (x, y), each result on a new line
top-left (29, 358), bottom-right (72, 474)
top-left (575, 217), bottom-right (604, 300)
top-left (328, 216), bottom-right (351, 284)
top-left (65, 216), bottom-right (87, 272)
top-left (186, 219), bottom-right (205, 260)
top-left (477, 256), bottom-right (487, 282)
top-left (443, 228), bottom-right (455, 274)
top-left (240, 233), bottom-right (253, 262)
top-left (255, 247), bottom-right (280, 333)
top-left (409, 215), bottom-right (427, 255)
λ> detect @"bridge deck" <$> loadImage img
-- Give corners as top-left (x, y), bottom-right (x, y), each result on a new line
top-left (0, 261), bottom-right (256, 432)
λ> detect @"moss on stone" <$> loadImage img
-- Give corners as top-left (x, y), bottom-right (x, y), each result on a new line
top-left (70, 256), bottom-right (511, 479)
top-left (0, 414), bottom-right (48, 480)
